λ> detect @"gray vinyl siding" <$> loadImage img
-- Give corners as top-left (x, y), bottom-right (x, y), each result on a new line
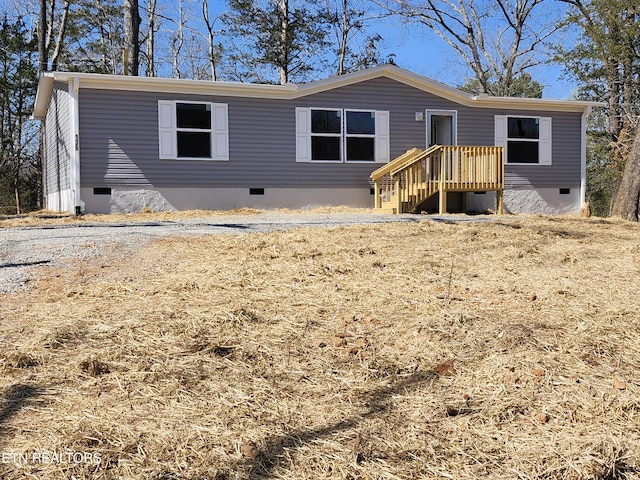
top-left (78, 77), bottom-right (583, 190)
top-left (43, 82), bottom-right (71, 194)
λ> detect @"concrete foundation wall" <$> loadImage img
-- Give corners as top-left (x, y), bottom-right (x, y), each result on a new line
top-left (466, 188), bottom-right (581, 215)
top-left (81, 187), bottom-right (375, 214)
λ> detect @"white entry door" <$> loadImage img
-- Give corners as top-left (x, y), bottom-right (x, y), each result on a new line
top-left (427, 110), bottom-right (457, 146)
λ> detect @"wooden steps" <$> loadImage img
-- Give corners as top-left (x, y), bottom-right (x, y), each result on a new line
top-left (371, 146), bottom-right (505, 214)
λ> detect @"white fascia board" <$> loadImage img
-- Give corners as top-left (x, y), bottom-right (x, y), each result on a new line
top-left (33, 73), bottom-right (55, 119)
top-left (470, 95), bottom-right (602, 113)
top-left (39, 67), bottom-right (603, 113)
top-left (46, 71), bottom-right (297, 99)
top-left (295, 65), bottom-right (602, 112)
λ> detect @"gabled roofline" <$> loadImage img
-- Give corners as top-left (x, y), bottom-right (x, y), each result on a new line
top-left (33, 65), bottom-right (601, 120)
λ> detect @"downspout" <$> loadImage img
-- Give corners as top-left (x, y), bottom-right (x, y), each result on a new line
top-left (580, 107), bottom-right (591, 212)
top-left (69, 77), bottom-right (82, 215)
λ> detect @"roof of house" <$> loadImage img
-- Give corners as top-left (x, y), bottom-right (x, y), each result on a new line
top-left (33, 64), bottom-right (600, 119)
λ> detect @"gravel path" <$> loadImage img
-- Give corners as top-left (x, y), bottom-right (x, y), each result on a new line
top-left (0, 212), bottom-right (494, 294)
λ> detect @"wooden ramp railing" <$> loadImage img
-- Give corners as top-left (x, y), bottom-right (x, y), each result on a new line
top-left (371, 145), bottom-right (505, 214)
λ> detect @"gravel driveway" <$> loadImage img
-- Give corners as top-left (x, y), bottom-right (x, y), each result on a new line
top-left (0, 212), bottom-right (494, 294)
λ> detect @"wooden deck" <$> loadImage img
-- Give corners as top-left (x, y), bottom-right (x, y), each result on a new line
top-left (371, 145), bottom-right (505, 214)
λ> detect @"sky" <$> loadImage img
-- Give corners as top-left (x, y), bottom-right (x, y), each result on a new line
top-left (0, 0), bottom-right (579, 100)
top-left (365, 16), bottom-right (578, 101)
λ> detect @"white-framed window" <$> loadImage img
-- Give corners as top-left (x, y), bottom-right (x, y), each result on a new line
top-left (158, 100), bottom-right (229, 161)
top-left (495, 115), bottom-right (552, 165)
top-left (296, 107), bottom-right (389, 163)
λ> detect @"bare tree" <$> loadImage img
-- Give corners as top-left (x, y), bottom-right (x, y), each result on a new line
top-left (50, 0), bottom-right (71, 71)
top-left (379, 0), bottom-right (555, 96)
top-left (171, 0), bottom-right (185, 78)
top-left (327, 0), bottom-right (386, 75)
top-left (276, 0), bottom-right (289, 85)
top-left (330, 0), bottom-right (367, 75)
top-left (37, 0), bottom-right (47, 72)
top-left (202, 0), bottom-right (220, 80)
top-left (145, 0), bottom-right (158, 76)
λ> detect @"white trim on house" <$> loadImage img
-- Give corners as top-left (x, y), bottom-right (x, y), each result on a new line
top-left (46, 189), bottom-right (75, 214)
top-left (295, 107), bottom-right (390, 164)
top-left (295, 107), bottom-right (312, 163)
top-left (426, 110), bottom-right (458, 146)
top-left (580, 107), bottom-right (591, 209)
top-left (33, 65), bottom-right (601, 120)
top-left (69, 77), bottom-right (82, 213)
top-left (157, 100), bottom-right (229, 161)
top-left (494, 115), bottom-right (552, 165)
top-left (374, 110), bottom-right (390, 163)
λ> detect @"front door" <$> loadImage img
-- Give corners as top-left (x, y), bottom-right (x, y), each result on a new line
top-left (427, 110), bottom-right (457, 146)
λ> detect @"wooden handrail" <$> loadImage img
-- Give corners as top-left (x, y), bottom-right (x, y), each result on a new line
top-left (389, 145), bottom-right (441, 177)
top-left (370, 148), bottom-right (422, 181)
top-left (371, 145), bottom-right (505, 214)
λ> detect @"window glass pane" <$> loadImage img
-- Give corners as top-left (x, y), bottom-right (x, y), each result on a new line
top-left (312, 136), bottom-right (341, 161)
top-left (347, 137), bottom-right (375, 161)
top-left (508, 117), bottom-right (539, 139)
top-left (177, 131), bottom-right (211, 158)
top-left (177, 103), bottom-right (211, 129)
top-left (311, 110), bottom-right (341, 134)
top-left (508, 141), bottom-right (539, 163)
top-left (346, 111), bottom-right (375, 134)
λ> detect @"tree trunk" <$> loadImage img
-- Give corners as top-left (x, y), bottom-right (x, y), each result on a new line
top-left (13, 170), bottom-right (21, 215)
top-left (146, 0), bottom-right (157, 77)
top-left (172, 0), bottom-right (184, 78)
top-left (611, 126), bottom-right (640, 221)
top-left (202, 0), bottom-right (217, 80)
top-left (124, 0), bottom-right (140, 76)
top-left (278, 0), bottom-right (289, 85)
top-left (51, 0), bottom-right (71, 71)
top-left (337, 0), bottom-right (348, 75)
top-left (38, 0), bottom-right (47, 72)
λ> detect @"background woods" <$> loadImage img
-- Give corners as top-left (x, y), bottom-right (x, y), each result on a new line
top-left (1, 0), bottom-right (639, 218)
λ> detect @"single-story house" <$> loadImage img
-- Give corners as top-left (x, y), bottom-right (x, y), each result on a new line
top-left (33, 65), bottom-right (598, 215)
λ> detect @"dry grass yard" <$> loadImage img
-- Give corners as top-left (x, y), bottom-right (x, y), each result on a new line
top-left (1, 213), bottom-right (640, 479)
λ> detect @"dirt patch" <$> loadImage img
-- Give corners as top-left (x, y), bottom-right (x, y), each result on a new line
top-left (0, 206), bottom-right (375, 229)
top-left (1, 215), bottom-right (639, 479)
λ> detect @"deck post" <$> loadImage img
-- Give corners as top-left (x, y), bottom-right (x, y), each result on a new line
top-left (496, 189), bottom-right (504, 215)
top-left (395, 175), bottom-right (402, 214)
top-left (371, 145), bottom-right (505, 215)
top-left (438, 189), bottom-right (447, 214)
top-left (438, 151), bottom-right (447, 214)
top-left (374, 179), bottom-right (380, 209)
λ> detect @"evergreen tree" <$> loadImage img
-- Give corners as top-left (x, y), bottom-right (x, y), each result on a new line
top-left (0, 16), bottom-right (38, 213)
top-left (61, 0), bottom-right (125, 73)
top-left (222, 0), bottom-right (330, 84)
top-left (557, 0), bottom-right (640, 218)
top-left (459, 73), bottom-right (544, 98)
